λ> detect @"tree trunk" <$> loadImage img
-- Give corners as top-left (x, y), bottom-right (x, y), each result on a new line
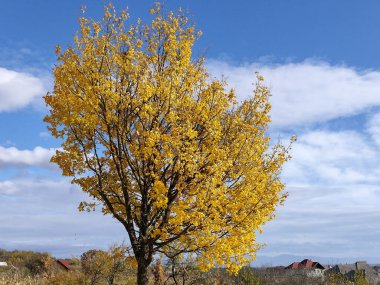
top-left (137, 258), bottom-right (149, 285)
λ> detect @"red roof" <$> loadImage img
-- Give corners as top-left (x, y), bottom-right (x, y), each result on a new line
top-left (56, 259), bottom-right (71, 271)
top-left (300, 259), bottom-right (314, 268)
top-left (287, 262), bottom-right (300, 269)
top-left (285, 259), bottom-right (325, 270)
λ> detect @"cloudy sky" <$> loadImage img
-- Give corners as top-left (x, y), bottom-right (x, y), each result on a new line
top-left (1, 0), bottom-right (380, 263)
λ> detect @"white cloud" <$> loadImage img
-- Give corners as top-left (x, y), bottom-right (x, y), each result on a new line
top-left (0, 178), bottom-right (125, 257)
top-left (207, 60), bottom-right (380, 127)
top-left (259, 184), bottom-right (380, 258)
top-left (0, 180), bottom-right (19, 194)
top-left (0, 67), bottom-right (45, 112)
top-left (254, 128), bottom-right (380, 258)
top-left (284, 130), bottom-right (380, 185)
top-left (0, 146), bottom-right (56, 167)
top-left (367, 112), bottom-right (380, 146)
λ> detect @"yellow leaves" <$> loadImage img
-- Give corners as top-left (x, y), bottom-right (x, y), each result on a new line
top-left (55, 45), bottom-right (61, 55)
top-left (78, 201), bottom-right (97, 212)
top-left (149, 2), bottom-right (162, 15)
top-left (103, 6), bottom-right (113, 20)
top-left (92, 22), bottom-right (101, 35)
top-left (150, 180), bottom-right (168, 209)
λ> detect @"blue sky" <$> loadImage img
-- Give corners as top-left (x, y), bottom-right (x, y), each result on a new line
top-left (1, 0), bottom-right (380, 264)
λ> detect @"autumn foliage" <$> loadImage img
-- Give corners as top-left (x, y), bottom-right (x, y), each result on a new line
top-left (44, 4), bottom-right (291, 283)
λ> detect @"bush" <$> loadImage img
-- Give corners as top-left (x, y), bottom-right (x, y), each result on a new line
top-left (235, 267), bottom-right (260, 285)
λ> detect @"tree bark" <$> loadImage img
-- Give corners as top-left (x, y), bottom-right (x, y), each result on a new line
top-left (137, 258), bottom-right (150, 285)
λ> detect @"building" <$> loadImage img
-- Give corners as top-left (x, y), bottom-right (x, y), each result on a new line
top-left (285, 259), bottom-right (325, 277)
top-left (326, 261), bottom-right (380, 284)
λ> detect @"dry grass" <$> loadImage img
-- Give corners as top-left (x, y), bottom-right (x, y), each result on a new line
top-left (0, 272), bottom-right (48, 285)
top-left (0, 270), bottom-right (136, 285)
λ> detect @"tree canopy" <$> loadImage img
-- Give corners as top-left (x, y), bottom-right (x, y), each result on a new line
top-left (44, 4), bottom-right (292, 284)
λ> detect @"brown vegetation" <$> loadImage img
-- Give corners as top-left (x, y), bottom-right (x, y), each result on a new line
top-left (1, 248), bottom-right (379, 285)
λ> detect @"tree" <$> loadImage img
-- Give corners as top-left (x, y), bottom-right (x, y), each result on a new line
top-left (354, 270), bottom-right (369, 285)
top-left (153, 258), bottom-right (166, 285)
top-left (44, 4), bottom-right (292, 284)
top-left (80, 245), bottom-right (134, 285)
top-left (326, 272), bottom-right (352, 285)
top-left (81, 250), bottom-right (108, 285)
top-left (165, 253), bottom-right (207, 285)
top-left (104, 244), bottom-right (135, 285)
top-left (7, 250), bottom-right (53, 276)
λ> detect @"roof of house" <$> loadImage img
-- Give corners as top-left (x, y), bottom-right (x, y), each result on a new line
top-left (355, 261), bottom-right (374, 272)
top-left (285, 259), bottom-right (325, 270)
top-left (334, 264), bottom-right (356, 274)
top-left (332, 261), bottom-right (374, 274)
top-left (286, 262), bottom-right (300, 269)
top-left (56, 259), bottom-right (71, 271)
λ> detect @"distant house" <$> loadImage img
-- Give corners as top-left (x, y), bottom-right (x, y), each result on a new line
top-left (326, 261), bottom-right (380, 284)
top-left (285, 259), bottom-right (325, 277)
top-left (55, 259), bottom-right (72, 272)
